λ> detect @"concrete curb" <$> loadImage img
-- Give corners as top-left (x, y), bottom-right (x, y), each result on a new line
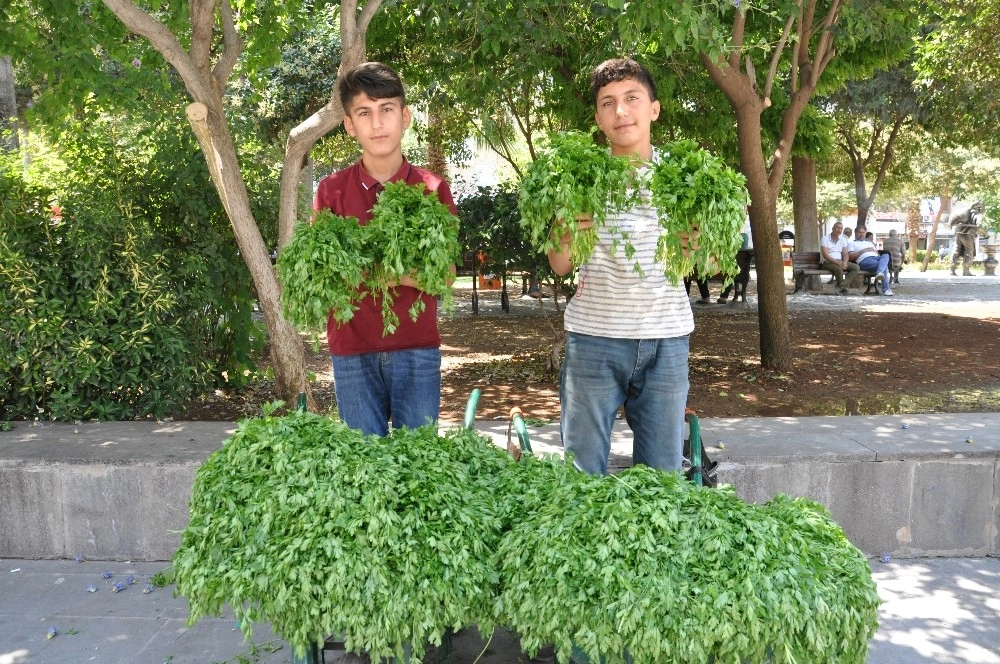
top-left (2, 414), bottom-right (998, 561)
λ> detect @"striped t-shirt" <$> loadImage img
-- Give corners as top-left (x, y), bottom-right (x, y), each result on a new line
top-left (563, 163), bottom-right (694, 340)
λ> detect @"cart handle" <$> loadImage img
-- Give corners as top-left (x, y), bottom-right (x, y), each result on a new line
top-left (509, 407), bottom-right (533, 455)
top-left (685, 409), bottom-right (703, 487)
top-left (463, 389), bottom-right (482, 430)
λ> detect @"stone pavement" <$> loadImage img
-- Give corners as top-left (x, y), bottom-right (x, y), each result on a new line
top-left (1, 556), bottom-right (998, 663)
top-left (453, 268), bottom-right (1000, 318)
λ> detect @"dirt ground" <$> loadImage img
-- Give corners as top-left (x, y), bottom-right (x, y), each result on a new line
top-left (180, 276), bottom-right (1000, 423)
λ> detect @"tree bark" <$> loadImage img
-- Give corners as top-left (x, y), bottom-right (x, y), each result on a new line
top-left (737, 108), bottom-right (793, 371)
top-left (921, 193), bottom-right (950, 272)
top-left (426, 106), bottom-right (448, 179)
top-left (792, 155), bottom-right (824, 291)
top-left (906, 199), bottom-right (921, 262)
top-left (792, 156), bottom-right (819, 251)
top-left (0, 55), bottom-right (18, 152)
top-left (103, 0), bottom-right (315, 409)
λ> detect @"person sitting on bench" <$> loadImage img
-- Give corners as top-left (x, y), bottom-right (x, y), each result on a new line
top-left (820, 221), bottom-right (858, 294)
top-left (848, 224), bottom-right (893, 296)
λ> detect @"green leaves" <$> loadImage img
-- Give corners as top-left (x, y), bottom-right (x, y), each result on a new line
top-left (175, 412), bottom-right (879, 663)
top-left (366, 181), bottom-right (462, 335)
top-left (518, 130), bottom-right (638, 266)
top-left (650, 139), bottom-right (749, 285)
top-left (517, 131), bottom-right (748, 285)
top-left (497, 462), bottom-right (880, 664)
top-left (278, 182), bottom-right (461, 336)
top-left (278, 211), bottom-right (371, 330)
top-left (173, 413), bottom-right (514, 660)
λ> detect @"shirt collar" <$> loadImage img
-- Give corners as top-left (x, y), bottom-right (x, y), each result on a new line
top-left (358, 158), bottom-right (412, 191)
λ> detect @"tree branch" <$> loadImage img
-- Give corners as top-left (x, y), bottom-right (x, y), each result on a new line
top-left (729, 10), bottom-right (746, 71)
top-left (213, 0), bottom-right (242, 85)
top-left (868, 116), bottom-right (907, 200)
top-left (764, 13), bottom-right (796, 102)
top-left (790, 0), bottom-right (804, 92)
top-left (188, 0), bottom-right (215, 72)
top-left (357, 0), bottom-right (381, 34)
top-left (101, 0), bottom-right (212, 102)
top-left (809, 0), bottom-right (842, 88)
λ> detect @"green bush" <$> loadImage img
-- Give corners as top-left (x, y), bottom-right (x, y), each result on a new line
top-left (0, 175), bottom-right (198, 419)
top-left (458, 184), bottom-right (552, 282)
top-left (0, 108), bottom-right (273, 420)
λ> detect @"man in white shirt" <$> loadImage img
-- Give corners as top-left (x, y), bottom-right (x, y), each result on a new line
top-left (819, 221), bottom-right (859, 294)
top-left (848, 225), bottom-right (893, 296)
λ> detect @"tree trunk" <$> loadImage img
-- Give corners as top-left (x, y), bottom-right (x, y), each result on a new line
top-left (426, 105), bottom-right (447, 178)
top-left (792, 156), bottom-right (819, 251)
top-left (99, 0), bottom-right (343, 410)
top-left (921, 193), bottom-right (950, 272)
top-left (736, 109), bottom-right (793, 371)
top-left (186, 102), bottom-right (314, 409)
top-left (906, 199), bottom-right (921, 262)
top-left (0, 55), bottom-right (18, 152)
top-left (792, 156), bottom-right (825, 291)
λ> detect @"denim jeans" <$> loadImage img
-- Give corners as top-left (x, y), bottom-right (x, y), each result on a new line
top-left (858, 254), bottom-right (891, 289)
top-left (331, 348), bottom-right (441, 436)
top-left (560, 332), bottom-right (689, 475)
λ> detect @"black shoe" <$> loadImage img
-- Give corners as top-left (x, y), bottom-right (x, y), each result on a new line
top-left (838, 287), bottom-right (848, 295)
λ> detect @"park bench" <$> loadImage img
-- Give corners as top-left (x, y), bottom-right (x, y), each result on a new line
top-left (791, 251), bottom-right (880, 295)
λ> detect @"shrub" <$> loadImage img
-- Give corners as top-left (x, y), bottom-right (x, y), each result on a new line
top-left (0, 174), bottom-right (200, 419)
top-left (0, 108), bottom-right (272, 420)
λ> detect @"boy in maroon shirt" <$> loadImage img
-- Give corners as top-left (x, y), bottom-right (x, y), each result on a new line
top-left (314, 62), bottom-right (457, 436)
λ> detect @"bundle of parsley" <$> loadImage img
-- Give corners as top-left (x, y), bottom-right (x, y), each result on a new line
top-left (277, 210), bottom-right (369, 330)
top-left (366, 181), bottom-right (461, 335)
top-left (649, 139), bottom-right (749, 285)
top-left (518, 130), bottom-right (636, 266)
top-left (278, 182), bottom-right (460, 335)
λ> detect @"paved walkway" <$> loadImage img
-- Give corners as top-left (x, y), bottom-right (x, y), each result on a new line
top-left (2, 557), bottom-right (998, 663)
top-left (452, 269), bottom-right (1000, 318)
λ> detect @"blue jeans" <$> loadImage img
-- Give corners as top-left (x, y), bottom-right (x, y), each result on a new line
top-left (859, 254), bottom-right (891, 289)
top-left (331, 348), bottom-right (441, 436)
top-left (560, 332), bottom-right (689, 475)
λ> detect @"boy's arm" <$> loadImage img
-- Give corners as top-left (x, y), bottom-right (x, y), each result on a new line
top-left (547, 215), bottom-right (593, 276)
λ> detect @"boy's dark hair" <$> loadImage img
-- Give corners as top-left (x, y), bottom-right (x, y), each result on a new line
top-left (338, 62), bottom-right (406, 112)
top-left (590, 58), bottom-right (657, 105)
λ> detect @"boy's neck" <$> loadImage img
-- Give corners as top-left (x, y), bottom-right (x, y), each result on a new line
top-left (611, 144), bottom-right (654, 164)
top-left (361, 153), bottom-right (405, 183)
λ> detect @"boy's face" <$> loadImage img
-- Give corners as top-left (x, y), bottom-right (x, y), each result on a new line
top-left (594, 78), bottom-right (660, 158)
top-left (343, 94), bottom-right (411, 161)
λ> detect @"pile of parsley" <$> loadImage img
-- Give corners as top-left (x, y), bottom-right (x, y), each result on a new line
top-left (173, 412), bottom-right (513, 661)
top-left (174, 414), bottom-right (879, 663)
top-left (497, 458), bottom-right (879, 664)
top-left (277, 181), bottom-right (460, 335)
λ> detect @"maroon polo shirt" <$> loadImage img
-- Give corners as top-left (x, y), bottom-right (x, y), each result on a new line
top-left (313, 159), bottom-right (458, 356)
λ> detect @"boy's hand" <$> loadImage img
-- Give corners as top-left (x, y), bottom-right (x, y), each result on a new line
top-left (547, 213), bottom-right (593, 277)
top-left (678, 224), bottom-right (700, 256)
